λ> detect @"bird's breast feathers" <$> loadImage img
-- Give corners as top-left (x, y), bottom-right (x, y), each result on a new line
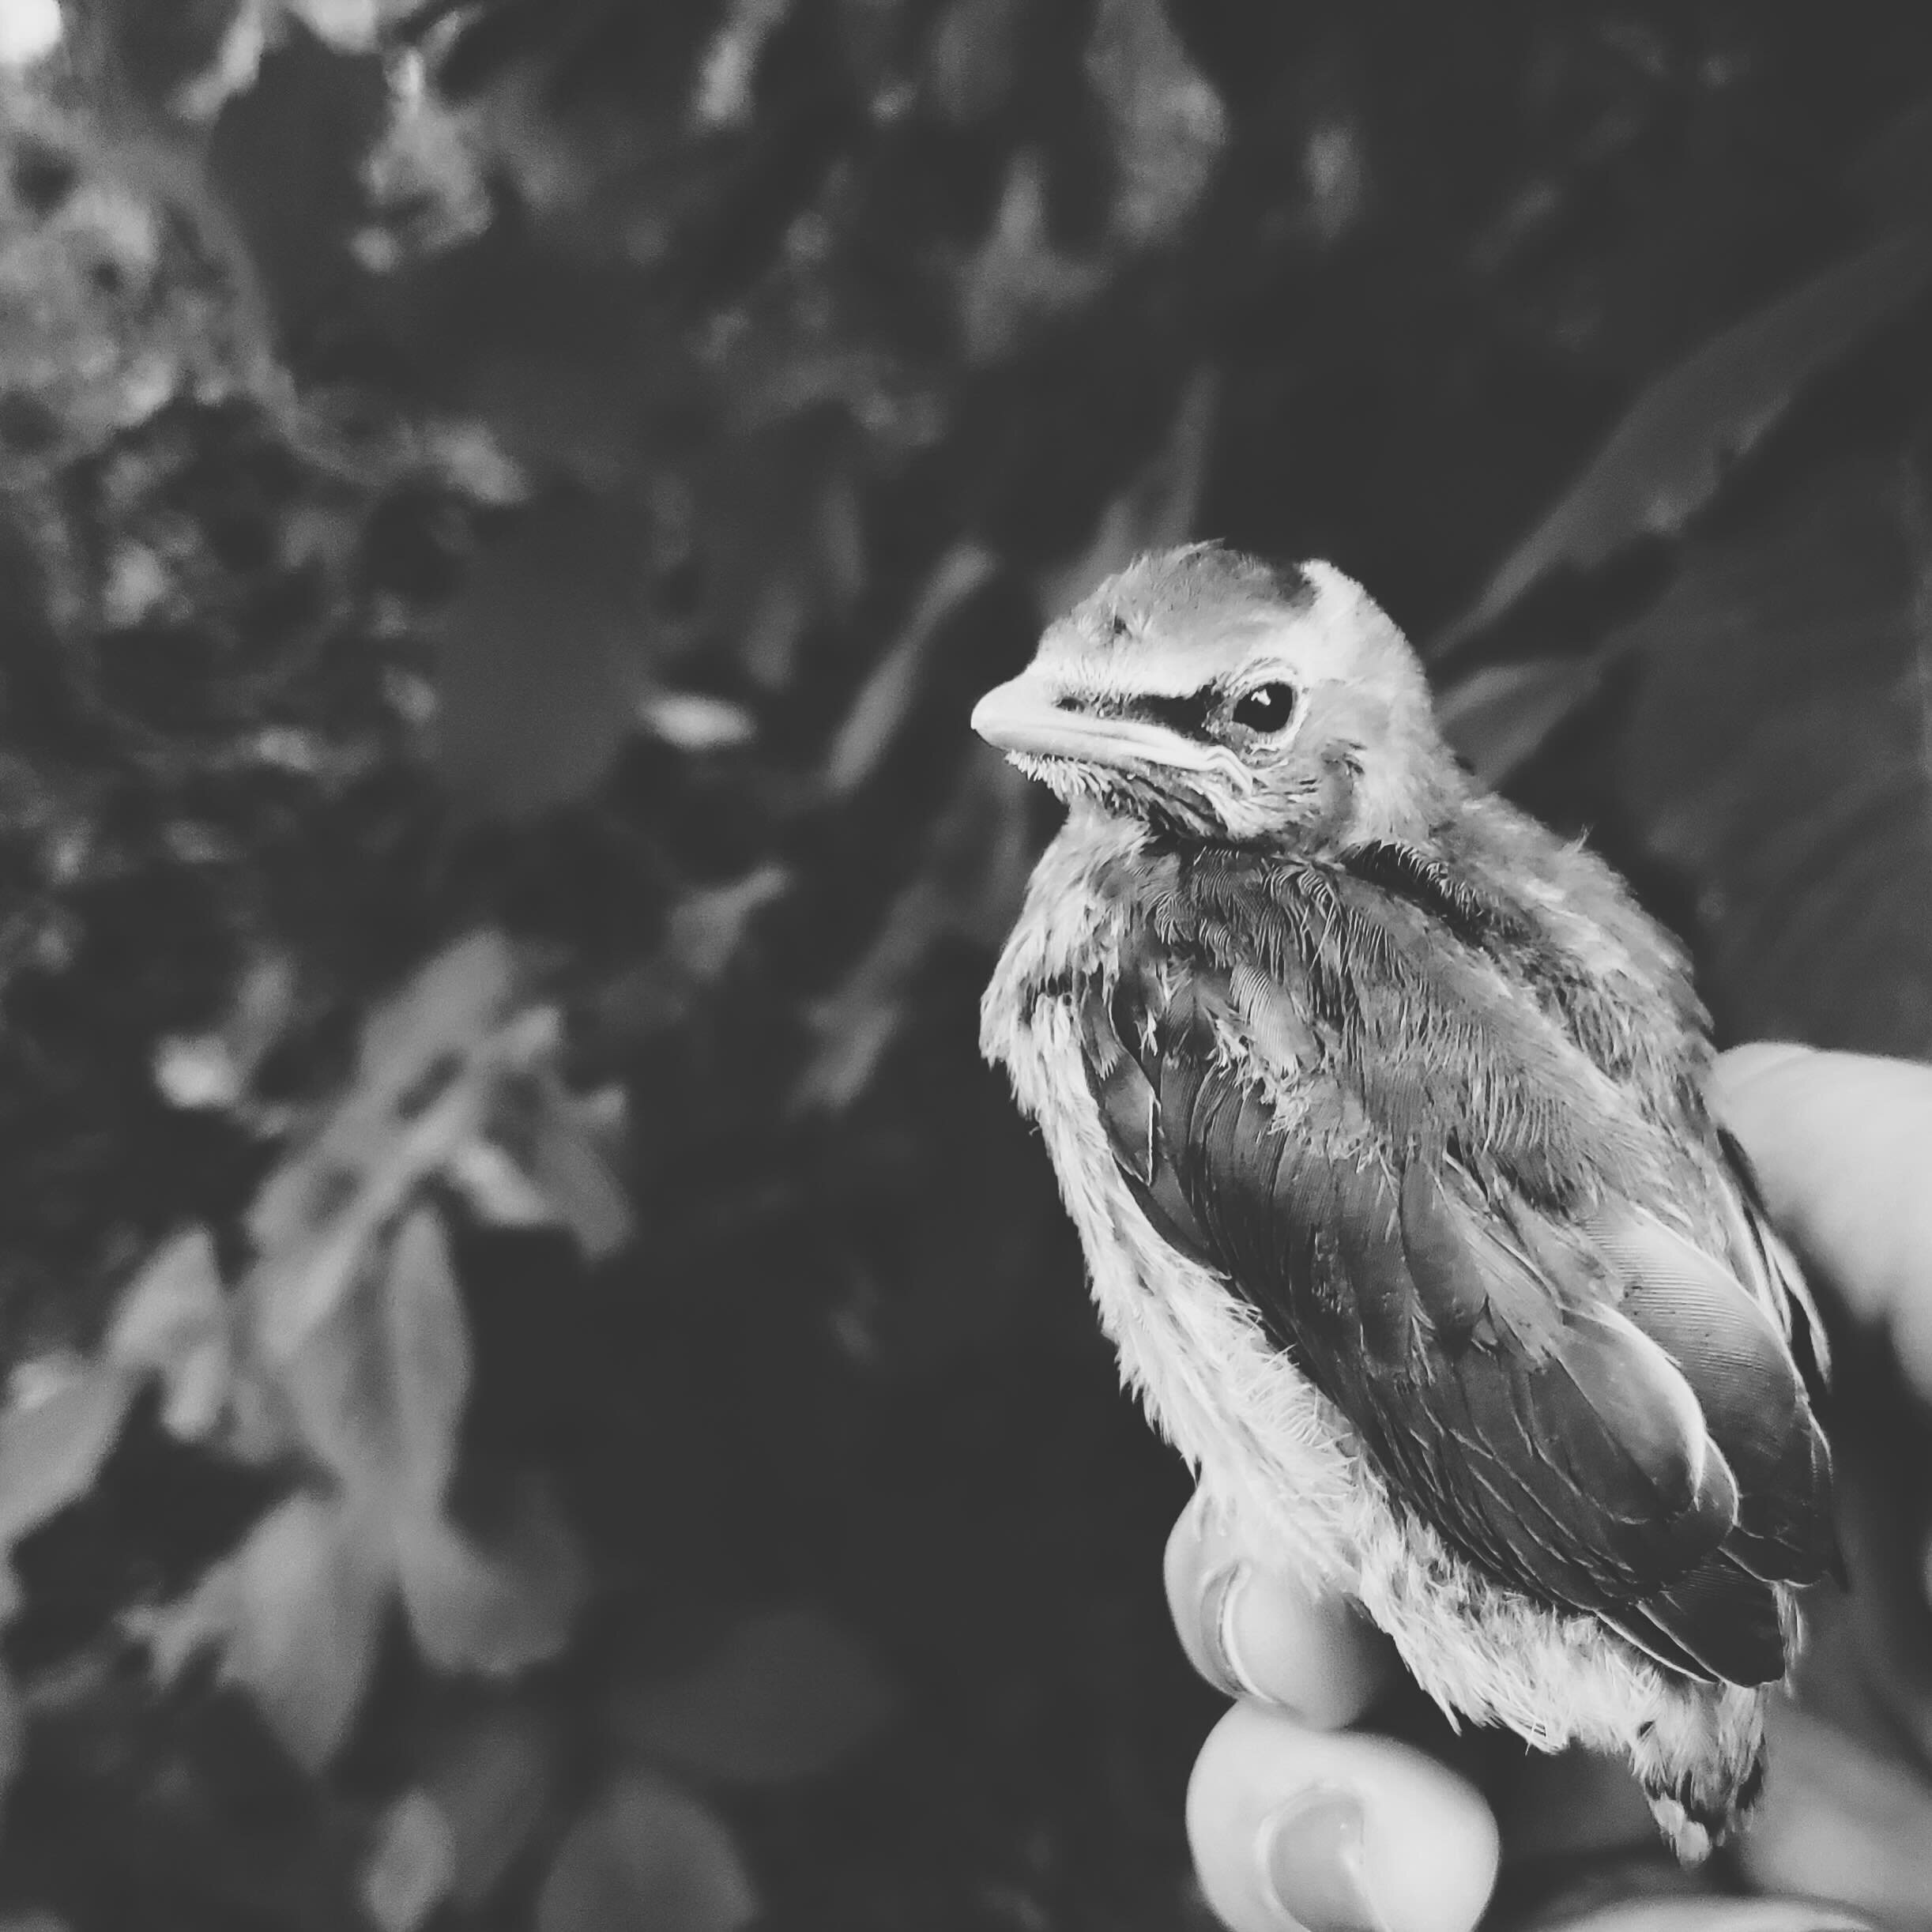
top-left (981, 805), bottom-right (1833, 1832)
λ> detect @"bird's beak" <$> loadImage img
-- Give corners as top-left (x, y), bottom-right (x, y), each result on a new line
top-left (970, 673), bottom-right (1226, 777)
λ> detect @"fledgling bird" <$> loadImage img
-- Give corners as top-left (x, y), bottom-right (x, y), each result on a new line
top-left (974, 545), bottom-right (1836, 1859)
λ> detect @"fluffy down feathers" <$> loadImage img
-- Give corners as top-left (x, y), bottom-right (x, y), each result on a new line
top-left (978, 548), bottom-right (1837, 1857)
top-left (1072, 844), bottom-right (1832, 1689)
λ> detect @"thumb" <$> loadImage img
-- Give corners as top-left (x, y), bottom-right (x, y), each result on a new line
top-left (1710, 1045), bottom-right (1932, 1401)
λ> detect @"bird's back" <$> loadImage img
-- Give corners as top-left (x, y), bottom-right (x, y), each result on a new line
top-left (996, 800), bottom-right (1834, 1690)
top-left (975, 546), bottom-right (1836, 1852)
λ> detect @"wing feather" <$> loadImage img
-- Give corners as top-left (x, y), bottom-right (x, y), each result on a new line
top-left (1074, 860), bottom-right (1834, 1685)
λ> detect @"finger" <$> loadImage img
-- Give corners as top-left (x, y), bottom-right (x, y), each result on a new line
top-left (1711, 1045), bottom-right (1932, 1396)
top-left (1737, 1699), bottom-right (1923, 1931)
top-left (1188, 1700), bottom-right (1498, 1932)
top-left (1166, 1492), bottom-right (1395, 1727)
top-left (1525, 1901), bottom-right (1871, 1932)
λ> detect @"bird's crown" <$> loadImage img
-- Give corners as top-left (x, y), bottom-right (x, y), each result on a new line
top-left (1083, 544), bottom-right (1316, 633)
top-left (973, 543), bottom-right (1451, 849)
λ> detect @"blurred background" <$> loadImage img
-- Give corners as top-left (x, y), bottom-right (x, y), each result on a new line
top-left (2, 2), bottom-right (1932, 1927)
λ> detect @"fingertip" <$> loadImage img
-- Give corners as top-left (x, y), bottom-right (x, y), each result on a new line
top-left (1708, 1041), bottom-right (1817, 1094)
top-left (1704, 1042), bottom-right (1832, 1188)
top-left (1165, 1497), bottom-right (1393, 1725)
top-left (1165, 1490), bottom-right (1216, 1644)
top-left (1219, 1570), bottom-right (1395, 1730)
top-left (1709, 1045), bottom-right (1932, 1340)
top-left (1187, 1704), bottom-right (1498, 1932)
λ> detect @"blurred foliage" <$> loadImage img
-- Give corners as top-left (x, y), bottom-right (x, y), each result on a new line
top-left (0, 2), bottom-right (1931, 1929)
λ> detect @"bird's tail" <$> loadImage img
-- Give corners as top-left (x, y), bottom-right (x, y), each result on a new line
top-left (1633, 1681), bottom-right (1768, 1864)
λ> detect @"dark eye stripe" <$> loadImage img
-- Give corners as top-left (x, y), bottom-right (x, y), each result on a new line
top-left (1060, 689), bottom-right (1220, 741)
top-left (1126, 691), bottom-right (1217, 740)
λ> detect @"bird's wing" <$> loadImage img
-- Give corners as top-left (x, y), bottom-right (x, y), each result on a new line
top-left (1076, 943), bottom-right (1833, 1687)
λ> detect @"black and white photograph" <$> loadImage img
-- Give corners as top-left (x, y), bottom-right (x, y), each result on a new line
top-left (1, 4), bottom-right (1930, 1929)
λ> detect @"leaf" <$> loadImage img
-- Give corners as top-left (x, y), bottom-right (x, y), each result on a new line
top-left (688, 0), bottom-right (795, 130)
top-left (664, 867), bottom-right (790, 985)
top-left (384, 234), bottom-right (695, 478)
top-left (423, 1703), bottom-right (561, 1908)
top-left (928, 0), bottom-right (1023, 126)
top-left (522, 1076), bottom-right (634, 1263)
top-left (789, 989), bottom-right (902, 1118)
top-left (284, 0), bottom-right (384, 52)
top-left (247, 933), bottom-right (518, 1360)
top-left (150, 1490), bottom-right (391, 1771)
top-left (435, 493), bottom-right (661, 819)
top-left (537, 1776), bottom-right (757, 1932)
top-left (1617, 457), bottom-right (1932, 1056)
top-left (0, 0), bottom-right (58, 66)
top-left (273, 1207), bottom-right (583, 1677)
top-left (636, 691), bottom-right (757, 752)
top-left (176, 932), bottom-right (605, 1736)
top-left (394, 1474), bottom-right (586, 1677)
top-left (362, 1787), bottom-right (457, 1932)
top-left (153, 1034), bottom-right (246, 1111)
top-left (1084, 0), bottom-right (1227, 247)
top-left (169, 1233), bottom-right (578, 1746)
top-left (107, 1225), bottom-right (230, 1441)
top-left (793, 749), bottom-right (1033, 1114)
top-left (693, 409), bottom-right (866, 695)
top-left (202, 23), bottom-right (390, 341)
top-left (1434, 657), bottom-right (1606, 785)
top-left (151, 953), bottom-right (297, 1119)
top-left (1441, 232), bottom-right (1932, 652)
top-left (278, 1207), bottom-right (471, 1505)
top-left (1034, 366), bottom-right (1218, 620)
top-left (959, 155), bottom-right (1107, 363)
top-left (0, 1358), bottom-right (134, 1550)
top-left (445, 1139), bottom-right (558, 1233)
top-left (822, 542), bottom-right (999, 797)
top-left (358, 935), bottom-right (523, 1111)
top-left (612, 1607), bottom-right (899, 1786)
top-left (382, 1209), bottom-right (472, 1505)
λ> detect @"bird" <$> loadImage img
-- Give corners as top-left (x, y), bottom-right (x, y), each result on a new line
top-left (973, 544), bottom-right (1836, 1859)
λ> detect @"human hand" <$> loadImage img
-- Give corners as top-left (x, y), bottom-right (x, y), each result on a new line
top-left (1169, 1044), bottom-right (1932, 1932)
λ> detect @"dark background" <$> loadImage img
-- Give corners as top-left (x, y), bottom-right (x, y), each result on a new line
top-left (2, 2), bottom-right (1932, 1927)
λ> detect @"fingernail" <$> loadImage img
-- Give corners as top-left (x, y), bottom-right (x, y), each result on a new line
top-left (1199, 1559), bottom-right (1258, 1699)
top-left (1260, 1787), bottom-right (1387, 1932)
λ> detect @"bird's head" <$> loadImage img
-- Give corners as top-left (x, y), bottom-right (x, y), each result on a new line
top-left (972, 545), bottom-right (1457, 849)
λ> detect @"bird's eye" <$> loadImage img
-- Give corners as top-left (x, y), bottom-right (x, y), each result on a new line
top-left (1230, 682), bottom-right (1298, 733)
